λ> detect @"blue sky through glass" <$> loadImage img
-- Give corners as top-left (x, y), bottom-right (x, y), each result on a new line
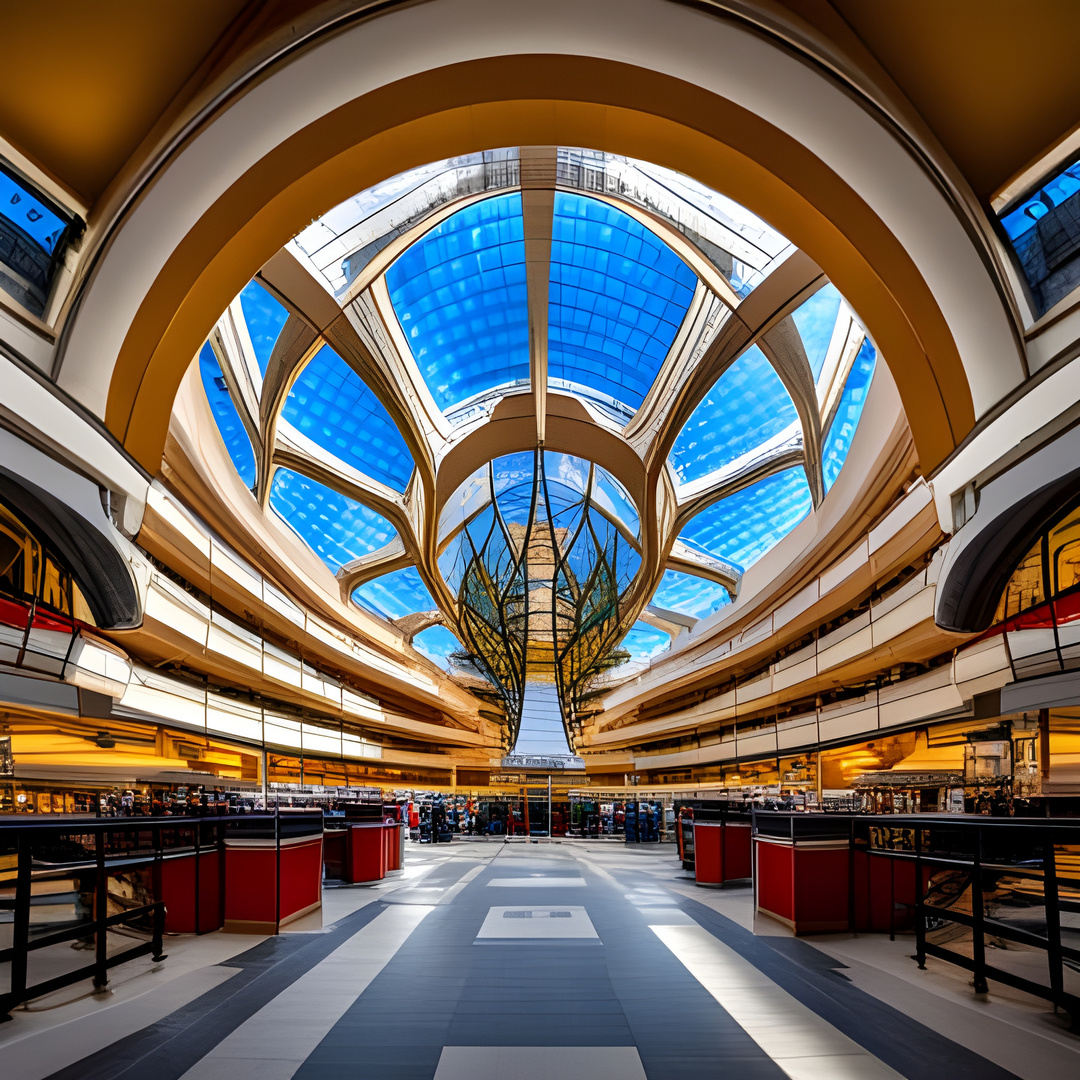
top-left (669, 345), bottom-right (797, 486)
top-left (1000, 158), bottom-right (1080, 240)
top-left (282, 344), bottom-right (413, 492)
top-left (679, 467), bottom-right (812, 572)
top-left (791, 283), bottom-right (842, 381)
top-left (269, 468), bottom-right (398, 571)
top-left (386, 193), bottom-right (528, 410)
top-left (548, 192), bottom-right (696, 413)
top-left (620, 621), bottom-right (670, 665)
top-left (413, 625), bottom-right (463, 670)
top-left (651, 569), bottom-right (731, 620)
top-left (0, 168), bottom-right (66, 252)
top-left (352, 566), bottom-right (435, 621)
top-left (198, 342), bottom-right (256, 488)
top-left (239, 281), bottom-right (289, 377)
top-left (822, 338), bottom-right (876, 492)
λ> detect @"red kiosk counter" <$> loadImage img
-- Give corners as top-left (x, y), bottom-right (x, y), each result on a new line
top-left (223, 811), bottom-right (323, 933)
top-left (690, 807), bottom-right (753, 887)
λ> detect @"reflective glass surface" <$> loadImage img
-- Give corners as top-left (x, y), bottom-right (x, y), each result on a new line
top-left (668, 345), bottom-right (798, 486)
top-left (822, 338), bottom-right (876, 492)
top-left (412, 625), bottom-right (463, 670)
top-left (386, 193), bottom-right (528, 410)
top-left (239, 280), bottom-right (289, 377)
top-left (650, 569), bottom-right (731, 620)
top-left (282, 343), bottom-right (413, 492)
top-left (0, 166), bottom-right (66, 251)
top-left (679, 466), bottom-right (812, 572)
top-left (352, 566), bottom-right (436, 621)
top-left (269, 468), bottom-right (398, 571)
top-left (791, 283), bottom-right (842, 381)
top-left (198, 342), bottom-right (256, 488)
top-left (548, 192), bottom-right (696, 413)
top-left (620, 621), bottom-right (670, 665)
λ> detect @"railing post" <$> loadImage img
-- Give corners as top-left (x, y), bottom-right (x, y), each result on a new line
top-left (1042, 825), bottom-right (1064, 1009)
top-left (93, 828), bottom-right (108, 990)
top-left (970, 825), bottom-right (989, 995)
top-left (11, 831), bottom-right (32, 1005)
top-left (914, 822), bottom-right (926, 969)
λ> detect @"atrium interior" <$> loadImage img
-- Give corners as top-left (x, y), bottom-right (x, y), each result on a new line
top-left (0, 3), bottom-right (1079, 1078)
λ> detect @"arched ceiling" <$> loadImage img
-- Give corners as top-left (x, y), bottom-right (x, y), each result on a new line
top-left (27, 0), bottom-right (1042, 484)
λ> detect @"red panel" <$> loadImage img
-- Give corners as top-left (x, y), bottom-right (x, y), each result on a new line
top-left (383, 824), bottom-right (402, 872)
top-left (160, 852), bottom-right (197, 934)
top-left (723, 823), bottom-right (753, 881)
top-left (791, 846), bottom-right (850, 932)
top-left (346, 824), bottom-right (387, 884)
top-left (854, 851), bottom-right (928, 933)
top-left (198, 848), bottom-right (222, 933)
top-left (755, 840), bottom-right (794, 923)
top-left (224, 844), bottom-right (278, 926)
top-left (279, 838), bottom-right (322, 921)
top-left (693, 823), bottom-right (723, 884)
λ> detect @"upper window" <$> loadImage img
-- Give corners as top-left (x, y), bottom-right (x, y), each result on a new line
top-left (548, 192), bottom-right (696, 416)
top-left (1000, 156), bottom-right (1080, 317)
top-left (0, 160), bottom-right (78, 316)
top-left (386, 193), bottom-right (528, 413)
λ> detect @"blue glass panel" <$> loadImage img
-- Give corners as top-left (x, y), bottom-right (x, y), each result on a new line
top-left (668, 345), bottom-right (797, 486)
top-left (591, 467), bottom-right (640, 540)
top-left (412, 625), bottom-right (463, 670)
top-left (549, 192), bottom-right (697, 412)
top-left (999, 158), bottom-right (1080, 316)
top-left (269, 468), bottom-right (398, 572)
top-left (822, 338), bottom-right (876, 492)
top-left (651, 569), bottom-right (730, 620)
top-left (386, 193), bottom-right (528, 410)
top-left (679, 467), bottom-right (812, 572)
top-left (282, 343), bottom-right (413, 492)
top-left (620, 621), bottom-right (670, 664)
top-left (0, 167), bottom-right (66, 252)
top-left (239, 280), bottom-right (289, 377)
top-left (352, 566), bottom-right (435, 621)
top-left (791, 283), bottom-right (841, 381)
top-left (198, 342), bottom-right (256, 488)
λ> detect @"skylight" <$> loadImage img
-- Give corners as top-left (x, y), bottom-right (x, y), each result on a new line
top-left (791, 283), bottom-right (842, 381)
top-left (386, 192), bottom-right (529, 412)
top-left (269, 468), bottom-right (398, 571)
top-left (281, 344), bottom-right (413, 493)
top-left (548, 192), bottom-right (697, 415)
top-left (238, 280), bottom-right (289, 377)
top-left (198, 343), bottom-right (256, 488)
top-left (668, 344), bottom-right (798, 486)
top-left (822, 338), bottom-right (876, 492)
top-left (678, 466), bottom-right (812, 572)
top-left (650, 569), bottom-right (731, 620)
top-left (353, 566), bottom-right (436, 621)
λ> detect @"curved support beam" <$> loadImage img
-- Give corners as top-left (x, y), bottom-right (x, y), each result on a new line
top-left (666, 540), bottom-right (741, 595)
top-left (936, 424), bottom-right (1080, 633)
top-left (395, 610), bottom-right (445, 643)
top-left (337, 540), bottom-right (412, 596)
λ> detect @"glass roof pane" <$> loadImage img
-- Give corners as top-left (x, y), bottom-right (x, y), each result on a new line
top-left (269, 468), bottom-right (398, 572)
top-left (239, 280), bottom-right (289, 377)
top-left (679, 466), bottom-right (812, 573)
top-left (281, 343), bottom-right (413, 492)
top-left (668, 344), bottom-right (798, 486)
top-left (413, 625), bottom-right (463, 671)
top-left (620, 621), bottom-right (671, 665)
top-left (591, 468), bottom-right (640, 540)
top-left (651, 569), bottom-right (731, 620)
top-left (548, 191), bottom-right (697, 414)
top-left (386, 192), bottom-right (529, 411)
top-left (198, 342), bottom-right (255, 489)
top-left (822, 338), bottom-right (877, 493)
top-left (352, 566), bottom-right (435, 621)
top-left (791, 283), bottom-right (842, 381)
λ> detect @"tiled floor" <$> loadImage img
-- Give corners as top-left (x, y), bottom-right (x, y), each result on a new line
top-left (3, 841), bottom-right (1078, 1080)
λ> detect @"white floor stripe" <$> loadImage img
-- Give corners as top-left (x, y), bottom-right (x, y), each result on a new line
top-left (651, 924), bottom-right (905, 1080)
top-left (433, 1045), bottom-right (647, 1079)
top-left (178, 905), bottom-right (433, 1080)
top-left (487, 877), bottom-right (585, 887)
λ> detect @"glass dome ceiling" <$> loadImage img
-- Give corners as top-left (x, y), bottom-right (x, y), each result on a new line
top-left (189, 146), bottom-right (880, 751)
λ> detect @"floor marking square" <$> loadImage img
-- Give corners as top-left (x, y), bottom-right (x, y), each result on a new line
top-left (475, 905), bottom-right (599, 940)
top-left (487, 877), bottom-right (586, 887)
top-left (433, 1046), bottom-right (646, 1079)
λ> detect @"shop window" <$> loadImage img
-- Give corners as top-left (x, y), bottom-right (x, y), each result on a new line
top-left (1050, 507), bottom-right (1080, 593)
top-left (993, 537), bottom-right (1045, 624)
top-left (0, 501), bottom-right (94, 622)
top-left (0, 159), bottom-right (80, 316)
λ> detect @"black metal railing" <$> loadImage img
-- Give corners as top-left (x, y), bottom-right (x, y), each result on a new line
top-left (0, 812), bottom-right (307, 1019)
